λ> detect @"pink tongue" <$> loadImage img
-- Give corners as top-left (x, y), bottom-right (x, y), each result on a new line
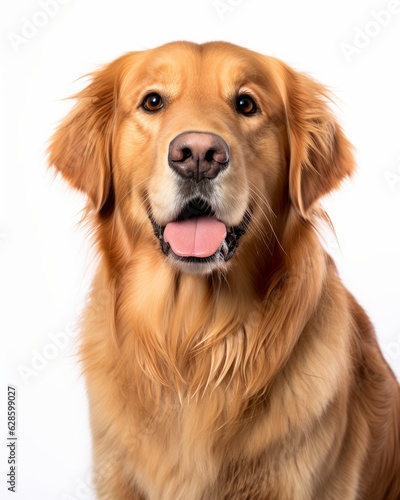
top-left (164, 216), bottom-right (227, 258)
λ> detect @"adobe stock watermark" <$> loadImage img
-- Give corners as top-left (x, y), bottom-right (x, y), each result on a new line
top-left (212, 0), bottom-right (248, 21)
top-left (382, 333), bottom-right (400, 362)
top-left (17, 286), bottom-right (112, 385)
top-left (340, 0), bottom-right (400, 62)
top-left (384, 155), bottom-right (400, 192)
top-left (8, 0), bottom-right (71, 54)
top-left (62, 450), bottom-right (124, 500)
top-left (17, 322), bottom-right (79, 385)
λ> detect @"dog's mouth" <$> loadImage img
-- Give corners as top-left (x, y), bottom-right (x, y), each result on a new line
top-left (150, 198), bottom-right (250, 265)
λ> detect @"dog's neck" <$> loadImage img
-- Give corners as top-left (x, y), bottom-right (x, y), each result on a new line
top-left (89, 207), bottom-right (327, 419)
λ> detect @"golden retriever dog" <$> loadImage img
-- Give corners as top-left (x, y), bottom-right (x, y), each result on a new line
top-left (48, 41), bottom-right (400, 499)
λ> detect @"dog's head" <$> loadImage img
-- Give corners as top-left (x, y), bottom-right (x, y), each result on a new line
top-left (48, 41), bottom-right (354, 275)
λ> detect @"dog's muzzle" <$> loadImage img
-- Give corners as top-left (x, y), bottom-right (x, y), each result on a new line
top-left (149, 132), bottom-right (249, 266)
top-left (150, 198), bottom-right (250, 265)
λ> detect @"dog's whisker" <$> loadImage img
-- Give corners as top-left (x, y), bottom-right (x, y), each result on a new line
top-left (248, 182), bottom-right (278, 219)
top-left (247, 185), bottom-right (285, 254)
top-left (247, 192), bottom-right (276, 248)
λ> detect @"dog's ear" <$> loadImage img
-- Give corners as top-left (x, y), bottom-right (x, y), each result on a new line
top-left (282, 66), bottom-right (355, 218)
top-left (48, 58), bottom-right (125, 212)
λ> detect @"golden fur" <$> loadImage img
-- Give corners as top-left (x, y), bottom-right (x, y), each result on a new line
top-left (48, 41), bottom-right (400, 499)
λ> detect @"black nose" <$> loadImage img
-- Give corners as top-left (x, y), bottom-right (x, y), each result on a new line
top-left (168, 132), bottom-right (230, 182)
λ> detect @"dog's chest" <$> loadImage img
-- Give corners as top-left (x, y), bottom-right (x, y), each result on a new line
top-left (131, 400), bottom-right (222, 499)
top-left (128, 394), bottom-right (311, 500)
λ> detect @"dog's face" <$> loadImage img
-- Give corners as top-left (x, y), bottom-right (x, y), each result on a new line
top-left (49, 42), bottom-right (354, 275)
top-left (116, 43), bottom-right (287, 274)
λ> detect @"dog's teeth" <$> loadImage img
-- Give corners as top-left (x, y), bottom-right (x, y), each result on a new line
top-left (220, 240), bottom-right (229, 258)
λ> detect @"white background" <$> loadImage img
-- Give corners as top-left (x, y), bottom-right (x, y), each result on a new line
top-left (1, 0), bottom-right (399, 498)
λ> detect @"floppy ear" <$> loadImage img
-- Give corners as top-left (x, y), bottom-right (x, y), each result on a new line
top-left (48, 58), bottom-right (123, 213)
top-left (283, 66), bottom-right (355, 217)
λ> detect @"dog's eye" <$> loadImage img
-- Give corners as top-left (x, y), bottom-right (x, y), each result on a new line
top-left (236, 95), bottom-right (258, 115)
top-left (142, 93), bottom-right (164, 112)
